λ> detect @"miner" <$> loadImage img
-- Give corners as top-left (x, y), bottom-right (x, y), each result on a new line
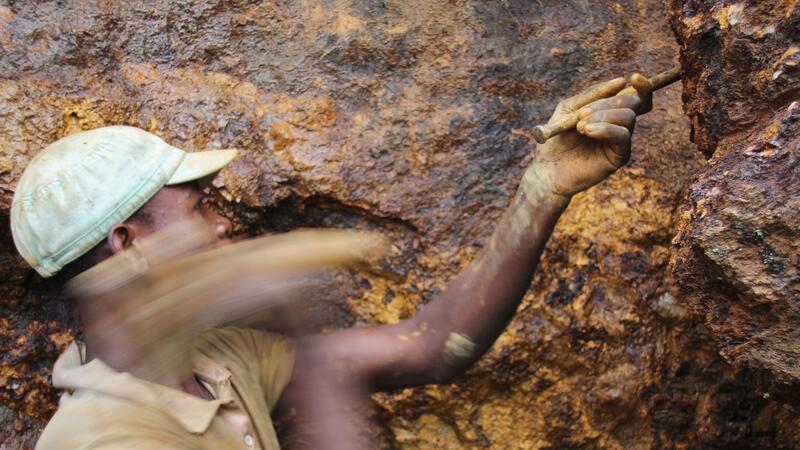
top-left (13, 74), bottom-right (653, 449)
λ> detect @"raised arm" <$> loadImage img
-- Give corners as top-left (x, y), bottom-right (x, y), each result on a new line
top-left (287, 75), bottom-right (654, 398)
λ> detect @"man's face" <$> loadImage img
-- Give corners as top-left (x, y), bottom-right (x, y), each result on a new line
top-left (134, 182), bottom-right (232, 243)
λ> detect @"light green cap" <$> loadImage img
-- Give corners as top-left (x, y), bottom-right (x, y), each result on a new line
top-left (10, 126), bottom-right (238, 277)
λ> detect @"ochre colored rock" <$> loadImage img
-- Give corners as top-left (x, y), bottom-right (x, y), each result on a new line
top-left (1, 1), bottom-right (798, 448)
top-left (668, 0), bottom-right (800, 390)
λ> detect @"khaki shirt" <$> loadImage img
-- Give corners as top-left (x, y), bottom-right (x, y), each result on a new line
top-left (36, 327), bottom-right (295, 449)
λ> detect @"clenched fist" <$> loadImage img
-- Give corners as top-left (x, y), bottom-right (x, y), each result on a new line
top-left (522, 74), bottom-right (653, 201)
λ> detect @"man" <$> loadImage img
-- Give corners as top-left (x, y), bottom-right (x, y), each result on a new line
top-left (13, 74), bottom-right (652, 449)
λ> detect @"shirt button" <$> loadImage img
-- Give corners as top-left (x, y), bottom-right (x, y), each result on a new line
top-left (244, 434), bottom-right (254, 447)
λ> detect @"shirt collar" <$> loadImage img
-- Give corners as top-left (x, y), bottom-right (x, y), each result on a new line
top-left (193, 353), bottom-right (232, 386)
top-left (52, 341), bottom-right (234, 434)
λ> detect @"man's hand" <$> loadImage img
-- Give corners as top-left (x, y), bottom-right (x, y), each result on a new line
top-left (524, 74), bottom-right (653, 199)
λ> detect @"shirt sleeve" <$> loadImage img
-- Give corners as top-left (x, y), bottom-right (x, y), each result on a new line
top-left (197, 327), bottom-right (296, 410)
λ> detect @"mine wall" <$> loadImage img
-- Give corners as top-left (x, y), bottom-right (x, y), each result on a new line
top-left (1, 1), bottom-right (798, 448)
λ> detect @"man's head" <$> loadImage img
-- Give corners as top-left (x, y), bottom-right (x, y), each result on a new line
top-left (11, 126), bottom-right (237, 278)
top-left (64, 181), bottom-right (233, 280)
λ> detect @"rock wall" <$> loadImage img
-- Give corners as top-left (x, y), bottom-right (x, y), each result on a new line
top-left (668, 0), bottom-right (800, 392)
top-left (1, 0), bottom-right (799, 448)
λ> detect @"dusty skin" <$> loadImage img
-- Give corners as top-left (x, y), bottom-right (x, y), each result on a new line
top-left (2, 1), bottom-right (799, 448)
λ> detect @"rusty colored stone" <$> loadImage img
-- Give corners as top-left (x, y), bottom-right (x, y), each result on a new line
top-left (1, 0), bottom-right (798, 448)
top-left (669, 0), bottom-right (800, 396)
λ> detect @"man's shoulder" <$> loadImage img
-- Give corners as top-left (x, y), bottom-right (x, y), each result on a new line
top-left (38, 394), bottom-right (92, 444)
top-left (194, 327), bottom-right (296, 409)
top-left (37, 393), bottom-right (129, 449)
top-left (36, 392), bottom-right (180, 449)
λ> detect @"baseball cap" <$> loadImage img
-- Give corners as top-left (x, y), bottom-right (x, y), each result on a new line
top-left (10, 126), bottom-right (238, 278)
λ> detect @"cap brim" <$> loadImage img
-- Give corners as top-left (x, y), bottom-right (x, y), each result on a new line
top-left (166, 149), bottom-right (238, 186)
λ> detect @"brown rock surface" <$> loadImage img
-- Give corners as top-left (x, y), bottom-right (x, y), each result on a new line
top-left (1, 0), bottom-right (798, 448)
top-left (669, 0), bottom-right (800, 390)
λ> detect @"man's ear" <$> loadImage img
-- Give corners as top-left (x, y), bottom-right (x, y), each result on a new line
top-left (107, 224), bottom-right (138, 255)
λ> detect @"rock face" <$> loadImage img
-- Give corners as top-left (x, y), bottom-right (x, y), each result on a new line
top-left (1, 1), bottom-right (799, 448)
top-left (668, 0), bottom-right (800, 389)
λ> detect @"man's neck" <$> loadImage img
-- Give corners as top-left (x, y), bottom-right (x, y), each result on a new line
top-left (82, 318), bottom-right (210, 399)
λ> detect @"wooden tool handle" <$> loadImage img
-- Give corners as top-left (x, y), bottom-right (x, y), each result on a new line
top-left (532, 65), bottom-right (682, 144)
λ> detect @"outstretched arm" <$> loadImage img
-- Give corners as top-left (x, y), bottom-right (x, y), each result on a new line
top-left (286, 74), bottom-right (653, 396)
